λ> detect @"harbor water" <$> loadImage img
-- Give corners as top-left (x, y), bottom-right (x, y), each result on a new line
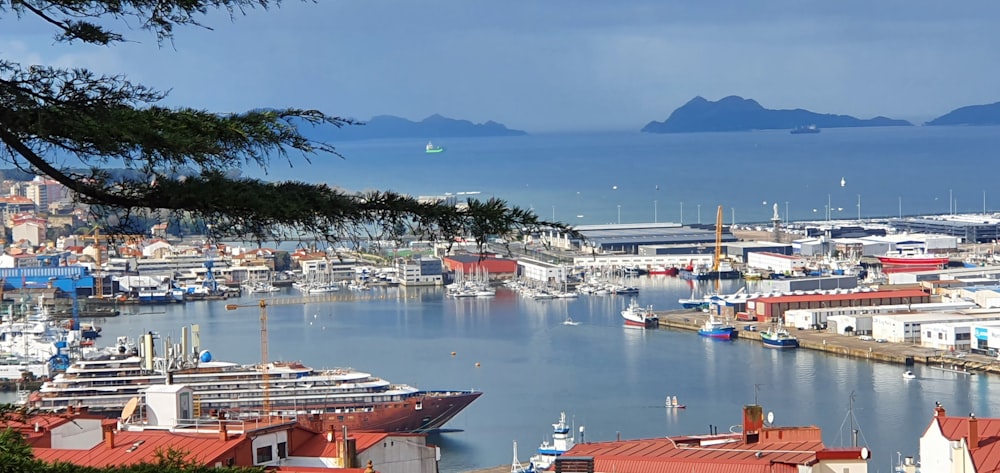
top-left (19, 276), bottom-right (998, 473)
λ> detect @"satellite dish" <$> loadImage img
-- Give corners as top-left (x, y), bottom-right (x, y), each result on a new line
top-left (860, 447), bottom-right (870, 459)
top-left (120, 396), bottom-right (139, 421)
top-left (766, 411), bottom-right (774, 425)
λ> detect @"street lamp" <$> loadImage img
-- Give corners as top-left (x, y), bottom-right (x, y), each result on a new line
top-left (680, 202), bottom-right (684, 225)
top-left (697, 204), bottom-right (701, 224)
top-left (785, 201), bottom-right (789, 223)
top-left (617, 204), bottom-right (621, 224)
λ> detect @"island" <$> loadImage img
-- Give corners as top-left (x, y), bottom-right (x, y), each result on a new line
top-left (925, 101), bottom-right (1000, 126)
top-left (319, 114), bottom-right (527, 140)
top-left (641, 96), bottom-right (912, 133)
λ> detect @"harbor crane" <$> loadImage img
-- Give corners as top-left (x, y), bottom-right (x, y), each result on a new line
top-left (225, 299), bottom-right (272, 416)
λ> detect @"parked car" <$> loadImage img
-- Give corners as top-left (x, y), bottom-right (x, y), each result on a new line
top-left (859, 335), bottom-right (874, 341)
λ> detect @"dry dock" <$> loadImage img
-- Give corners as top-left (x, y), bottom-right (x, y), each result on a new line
top-left (657, 309), bottom-right (999, 375)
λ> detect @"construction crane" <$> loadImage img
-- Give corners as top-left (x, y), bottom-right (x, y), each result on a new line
top-left (712, 205), bottom-right (724, 272)
top-left (225, 299), bottom-right (272, 417)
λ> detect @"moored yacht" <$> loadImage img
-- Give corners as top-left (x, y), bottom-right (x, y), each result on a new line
top-left (29, 328), bottom-right (481, 433)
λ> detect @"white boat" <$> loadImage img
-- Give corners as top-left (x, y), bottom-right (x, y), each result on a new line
top-left (902, 370), bottom-right (916, 380)
top-left (562, 317), bottom-right (580, 326)
top-left (528, 412), bottom-right (577, 472)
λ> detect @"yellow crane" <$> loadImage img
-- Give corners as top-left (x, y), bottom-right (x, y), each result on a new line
top-left (712, 205), bottom-right (724, 272)
top-left (225, 299), bottom-right (271, 417)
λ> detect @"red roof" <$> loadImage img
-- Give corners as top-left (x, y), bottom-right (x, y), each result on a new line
top-left (294, 431), bottom-right (391, 457)
top-left (32, 428), bottom-right (242, 467)
top-left (934, 415), bottom-right (1000, 472)
top-left (751, 289), bottom-right (928, 304)
top-left (564, 429), bottom-right (834, 473)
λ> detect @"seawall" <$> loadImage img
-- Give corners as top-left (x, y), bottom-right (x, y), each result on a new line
top-left (657, 310), bottom-right (997, 375)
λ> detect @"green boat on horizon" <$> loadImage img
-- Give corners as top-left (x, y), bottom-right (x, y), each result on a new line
top-left (425, 141), bottom-right (444, 153)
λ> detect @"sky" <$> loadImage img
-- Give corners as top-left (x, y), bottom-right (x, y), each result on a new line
top-left (2, 1), bottom-right (1000, 132)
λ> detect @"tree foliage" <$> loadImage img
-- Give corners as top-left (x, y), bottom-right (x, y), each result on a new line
top-left (0, 1), bottom-right (573, 248)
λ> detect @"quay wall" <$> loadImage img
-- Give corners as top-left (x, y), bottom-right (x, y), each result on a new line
top-left (657, 309), bottom-right (1000, 375)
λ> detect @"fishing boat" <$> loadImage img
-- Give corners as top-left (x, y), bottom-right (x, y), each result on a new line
top-left (697, 315), bottom-right (736, 339)
top-left (759, 321), bottom-right (799, 349)
top-left (425, 141), bottom-right (444, 153)
top-left (528, 412), bottom-right (577, 472)
top-left (28, 329), bottom-right (481, 433)
top-left (664, 395), bottom-right (686, 409)
top-left (875, 250), bottom-right (949, 270)
top-left (620, 299), bottom-right (658, 328)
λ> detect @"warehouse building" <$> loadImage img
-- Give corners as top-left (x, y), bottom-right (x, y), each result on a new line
top-left (889, 215), bottom-right (1000, 243)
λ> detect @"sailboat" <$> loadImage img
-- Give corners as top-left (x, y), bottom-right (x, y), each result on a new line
top-left (664, 395), bottom-right (686, 409)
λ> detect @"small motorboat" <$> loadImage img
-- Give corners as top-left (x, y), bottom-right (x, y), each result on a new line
top-left (562, 317), bottom-right (580, 326)
top-left (902, 370), bottom-right (916, 380)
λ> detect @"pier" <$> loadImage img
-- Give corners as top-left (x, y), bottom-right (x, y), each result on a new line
top-left (656, 309), bottom-right (1000, 375)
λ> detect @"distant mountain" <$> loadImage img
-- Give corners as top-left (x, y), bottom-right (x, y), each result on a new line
top-left (925, 101), bottom-right (1000, 126)
top-left (641, 96), bottom-right (912, 133)
top-left (309, 114), bottom-right (527, 140)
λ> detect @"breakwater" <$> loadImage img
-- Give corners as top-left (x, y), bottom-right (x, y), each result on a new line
top-left (657, 309), bottom-right (1000, 375)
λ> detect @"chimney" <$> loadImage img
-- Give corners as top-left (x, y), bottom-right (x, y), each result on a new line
top-left (219, 421), bottom-right (228, 442)
top-left (969, 413), bottom-right (979, 450)
top-left (742, 405), bottom-right (763, 445)
top-left (103, 425), bottom-right (115, 449)
top-left (934, 402), bottom-right (946, 417)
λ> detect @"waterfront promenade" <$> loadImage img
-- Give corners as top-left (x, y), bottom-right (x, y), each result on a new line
top-left (657, 309), bottom-right (999, 374)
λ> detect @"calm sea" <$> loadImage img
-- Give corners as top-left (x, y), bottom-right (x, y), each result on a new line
top-left (265, 125), bottom-right (1000, 226)
top-left (15, 278), bottom-right (996, 473)
top-left (6, 128), bottom-right (999, 472)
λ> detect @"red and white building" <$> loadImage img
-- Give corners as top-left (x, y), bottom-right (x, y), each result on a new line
top-left (918, 402), bottom-right (1000, 473)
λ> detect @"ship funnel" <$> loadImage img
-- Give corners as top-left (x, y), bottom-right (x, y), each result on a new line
top-left (192, 324), bottom-right (201, 359)
top-left (141, 332), bottom-right (154, 371)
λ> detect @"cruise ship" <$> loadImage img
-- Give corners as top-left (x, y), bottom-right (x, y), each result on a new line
top-left (29, 329), bottom-right (481, 433)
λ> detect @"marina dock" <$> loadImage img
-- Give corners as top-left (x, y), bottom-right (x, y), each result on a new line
top-left (656, 309), bottom-right (1000, 375)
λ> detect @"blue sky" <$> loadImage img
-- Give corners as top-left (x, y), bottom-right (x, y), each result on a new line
top-left (3, 1), bottom-right (999, 132)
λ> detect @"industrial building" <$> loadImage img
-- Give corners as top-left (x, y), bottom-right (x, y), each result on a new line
top-left (746, 289), bottom-right (930, 323)
top-left (723, 241), bottom-right (793, 262)
top-left (746, 252), bottom-right (807, 273)
top-left (890, 214), bottom-right (1000, 243)
top-left (562, 222), bottom-right (736, 254)
top-left (441, 254), bottom-right (518, 280)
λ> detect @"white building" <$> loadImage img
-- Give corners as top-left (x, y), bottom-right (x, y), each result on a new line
top-left (570, 253), bottom-right (713, 271)
top-left (745, 252), bottom-right (806, 273)
top-left (919, 322), bottom-right (972, 351)
top-left (518, 258), bottom-right (567, 285)
top-left (873, 312), bottom-right (1000, 344)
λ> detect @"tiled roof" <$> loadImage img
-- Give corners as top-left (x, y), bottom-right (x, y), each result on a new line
top-left (32, 429), bottom-right (242, 467)
top-left (935, 415), bottom-right (1000, 472)
top-left (294, 431), bottom-right (390, 457)
top-left (564, 430), bottom-right (834, 473)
